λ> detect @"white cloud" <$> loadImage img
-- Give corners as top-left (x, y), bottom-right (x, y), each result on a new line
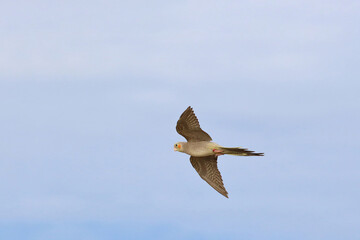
top-left (0, 0), bottom-right (358, 83)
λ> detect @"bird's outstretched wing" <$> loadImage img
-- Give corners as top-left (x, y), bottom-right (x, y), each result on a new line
top-left (176, 106), bottom-right (212, 142)
top-left (190, 155), bottom-right (228, 198)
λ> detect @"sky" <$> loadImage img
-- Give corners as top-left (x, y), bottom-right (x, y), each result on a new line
top-left (0, 0), bottom-right (360, 239)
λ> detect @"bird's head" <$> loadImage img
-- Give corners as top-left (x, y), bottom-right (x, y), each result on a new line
top-left (174, 142), bottom-right (183, 152)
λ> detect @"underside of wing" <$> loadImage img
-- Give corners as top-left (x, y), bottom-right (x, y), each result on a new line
top-left (190, 155), bottom-right (228, 198)
top-left (176, 106), bottom-right (212, 142)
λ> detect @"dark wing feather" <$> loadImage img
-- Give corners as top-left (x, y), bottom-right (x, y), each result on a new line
top-left (190, 155), bottom-right (228, 198)
top-left (176, 106), bottom-right (212, 142)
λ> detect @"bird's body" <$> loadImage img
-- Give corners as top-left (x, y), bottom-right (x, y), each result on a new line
top-left (175, 141), bottom-right (221, 157)
top-left (174, 106), bottom-right (264, 198)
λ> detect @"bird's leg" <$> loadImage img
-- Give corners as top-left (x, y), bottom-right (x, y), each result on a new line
top-left (213, 149), bottom-right (224, 157)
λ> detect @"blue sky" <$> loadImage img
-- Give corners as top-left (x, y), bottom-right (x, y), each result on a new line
top-left (0, 1), bottom-right (359, 239)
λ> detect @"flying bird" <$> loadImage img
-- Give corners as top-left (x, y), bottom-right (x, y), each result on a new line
top-left (174, 106), bottom-right (264, 198)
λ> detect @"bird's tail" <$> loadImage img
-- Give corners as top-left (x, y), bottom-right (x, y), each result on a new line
top-left (219, 147), bottom-right (264, 156)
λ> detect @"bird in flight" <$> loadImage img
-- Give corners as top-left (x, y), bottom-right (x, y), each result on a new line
top-left (174, 106), bottom-right (263, 198)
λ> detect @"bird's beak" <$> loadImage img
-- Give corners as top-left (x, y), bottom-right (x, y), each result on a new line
top-left (174, 147), bottom-right (177, 151)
